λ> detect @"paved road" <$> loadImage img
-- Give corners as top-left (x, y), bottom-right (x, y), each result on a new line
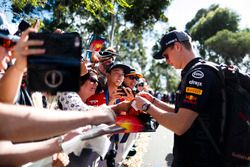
top-left (140, 125), bottom-right (174, 167)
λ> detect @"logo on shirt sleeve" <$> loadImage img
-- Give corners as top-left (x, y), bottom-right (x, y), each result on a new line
top-left (186, 87), bottom-right (203, 95)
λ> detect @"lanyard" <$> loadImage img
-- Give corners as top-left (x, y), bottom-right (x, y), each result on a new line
top-left (104, 84), bottom-right (120, 105)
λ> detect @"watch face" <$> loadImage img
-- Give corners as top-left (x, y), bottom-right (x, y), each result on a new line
top-left (142, 103), bottom-right (150, 111)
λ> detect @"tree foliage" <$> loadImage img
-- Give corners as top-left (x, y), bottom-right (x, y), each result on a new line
top-left (122, 0), bottom-right (170, 30)
top-left (7, 0), bottom-right (173, 91)
top-left (184, 4), bottom-right (250, 70)
top-left (149, 27), bottom-right (180, 92)
top-left (186, 4), bottom-right (239, 43)
top-left (185, 4), bottom-right (240, 58)
top-left (205, 29), bottom-right (250, 64)
top-left (146, 60), bottom-right (179, 92)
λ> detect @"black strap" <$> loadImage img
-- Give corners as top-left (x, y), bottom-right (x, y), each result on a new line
top-left (198, 117), bottom-right (222, 155)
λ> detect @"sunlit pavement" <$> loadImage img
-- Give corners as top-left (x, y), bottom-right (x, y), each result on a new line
top-left (140, 125), bottom-right (174, 167)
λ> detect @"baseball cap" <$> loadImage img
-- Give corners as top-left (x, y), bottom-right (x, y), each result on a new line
top-left (153, 30), bottom-right (191, 59)
top-left (98, 47), bottom-right (118, 63)
top-left (125, 68), bottom-right (143, 78)
top-left (0, 13), bottom-right (19, 42)
top-left (99, 47), bottom-right (119, 57)
top-left (106, 62), bottom-right (131, 74)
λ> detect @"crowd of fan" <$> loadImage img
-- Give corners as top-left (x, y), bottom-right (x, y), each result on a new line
top-left (0, 12), bottom-right (166, 167)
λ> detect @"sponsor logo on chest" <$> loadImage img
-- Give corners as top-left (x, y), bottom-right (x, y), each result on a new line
top-left (189, 80), bottom-right (202, 87)
top-left (186, 87), bottom-right (203, 95)
top-left (192, 70), bottom-right (204, 79)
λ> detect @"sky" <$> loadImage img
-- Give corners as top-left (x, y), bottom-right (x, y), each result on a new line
top-left (166, 0), bottom-right (250, 30)
top-left (142, 0), bottom-right (250, 85)
top-left (143, 0), bottom-right (250, 63)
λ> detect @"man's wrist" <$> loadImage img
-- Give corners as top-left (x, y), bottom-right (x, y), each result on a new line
top-left (141, 103), bottom-right (151, 112)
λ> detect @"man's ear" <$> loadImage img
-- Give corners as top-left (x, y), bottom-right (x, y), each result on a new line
top-left (174, 42), bottom-right (182, 51)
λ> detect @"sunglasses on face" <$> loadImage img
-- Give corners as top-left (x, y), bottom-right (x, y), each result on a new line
top-left (88, 77), bottom-right (99, 84)
top-left (0, 38), bottom-right (16, 49)
top-left (99, 50), bottom-right (118, 57)
top-left (137, 83), bottom-right (144, 87)
top-left (127, 75), bottom-right (139, 81)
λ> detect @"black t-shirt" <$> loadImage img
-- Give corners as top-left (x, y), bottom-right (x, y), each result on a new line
top-left (172, 58), bottom-right (223, 167)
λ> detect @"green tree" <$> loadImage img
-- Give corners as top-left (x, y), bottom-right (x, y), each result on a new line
top-left (205, 29), bottom-right (250, 65)
top-left (7, 0), bottom-right (173, 91)
top-left (149, 28), bottom-right (180, 93)
top-left (146, 60), bottom-right (179, 92)
top-left (185, 4), bottom-right (240, 58)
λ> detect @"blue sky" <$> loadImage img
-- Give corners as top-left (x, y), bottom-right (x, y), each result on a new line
top-left (166, 0), bottom-right (250, 30)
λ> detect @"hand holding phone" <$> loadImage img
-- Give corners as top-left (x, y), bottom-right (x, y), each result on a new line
top-left (117, 86), bottom-right (127, 96)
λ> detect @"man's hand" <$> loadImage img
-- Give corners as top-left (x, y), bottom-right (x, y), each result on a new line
top-left (122, 87), bottom-right (135, 101)
top-left (52, 152), bottom-right (69, 167)
top-left (137, 91), bottom-right (155, 103)
top-left (111, 100), bottom-right (132, 115)
top-left (134, 96), bottom-right (151, 111)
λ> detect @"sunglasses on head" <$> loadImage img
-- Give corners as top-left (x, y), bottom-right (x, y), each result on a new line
top-left (88, 77), bottom-right (99, 84)
top-left (0, 37), bottom-right (16, 49)
top-left (127, 75), bottom-right (139, 81)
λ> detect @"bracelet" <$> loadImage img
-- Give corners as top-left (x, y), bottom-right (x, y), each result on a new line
top-left (57, 136), bottom-right (64, 152)
top-left (152, 97), bottom-right (156, 104)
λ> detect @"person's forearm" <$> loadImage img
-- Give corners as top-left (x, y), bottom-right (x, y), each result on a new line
top-left (0, 138), bottom-right (61, 166)
top-left (147, 105), bottom-right (198, 135)
top-left (152, 97), bottom-right (175, 113)
top-left (0, 65), bottom-right (24, 104)
top-left (146, 104), bottom-right (180, 133)
top-left (0, 103), bottom-right (114, 142)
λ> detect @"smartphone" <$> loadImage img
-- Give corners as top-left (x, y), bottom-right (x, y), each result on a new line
top-left (117, 86), bottom-right (127, 96)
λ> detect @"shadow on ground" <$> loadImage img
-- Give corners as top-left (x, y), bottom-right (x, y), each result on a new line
top-left (165, 153), bottom-right (173, 167)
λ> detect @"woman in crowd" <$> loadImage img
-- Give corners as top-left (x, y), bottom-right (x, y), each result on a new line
top-left (57, 69), bottom-right (109, 167)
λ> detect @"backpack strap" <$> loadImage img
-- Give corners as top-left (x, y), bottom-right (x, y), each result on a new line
top-left (197, 117), bottom-right (222, 155)
top-left (181, 60), bottom-right (227, 156)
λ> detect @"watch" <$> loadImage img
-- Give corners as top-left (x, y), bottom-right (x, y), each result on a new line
top-left (141, 103), bottom-right (151, 112)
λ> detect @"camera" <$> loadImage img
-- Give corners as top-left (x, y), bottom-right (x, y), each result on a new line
top-left (27, 32), bottom-right (82, 95)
